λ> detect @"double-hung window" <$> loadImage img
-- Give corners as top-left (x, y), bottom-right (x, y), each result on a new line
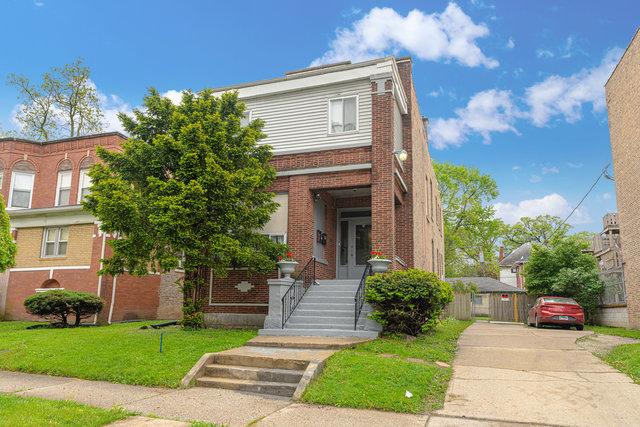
top-left (56, 171), bottom-right (72, 206)
top-left (77, 169), bottom-right (91, 203)
top-left (329, 96), bottom-right (357, 134)
top-left (10, 172), bottom-right (34, 208)
top-left (42, 226), bottom-right (69, 257)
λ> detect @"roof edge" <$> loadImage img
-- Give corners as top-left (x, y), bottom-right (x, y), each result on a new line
top-left (0, 131), bottom-right (127, 146)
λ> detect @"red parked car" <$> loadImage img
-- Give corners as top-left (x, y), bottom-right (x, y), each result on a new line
top-left (527, 296), bottom-right (585, 330)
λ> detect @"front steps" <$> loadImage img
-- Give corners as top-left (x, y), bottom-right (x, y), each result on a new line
top-left (195, 352), bottom-right (307, 397)
top-left (259, 279), bottom-right (381, 339)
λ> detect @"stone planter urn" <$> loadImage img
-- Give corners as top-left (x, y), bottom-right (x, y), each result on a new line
top-left (277, 260), bottom-right (298, 279)
top-left (368, 258), bottom-right (392, 273)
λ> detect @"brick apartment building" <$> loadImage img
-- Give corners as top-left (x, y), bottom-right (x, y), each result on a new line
top-left (606, 27), bottom-right (640, 329)
top-left (0, 56), bottom-right (444, 329)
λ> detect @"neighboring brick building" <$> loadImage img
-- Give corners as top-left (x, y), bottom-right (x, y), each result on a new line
top-left (606, 27), bottom-right (640, 329)
top-left (0, 56), bottom-right (445, 330)
top-left (587, 213), bottom-right (628, 327)
top-left (0, 133), bottom-right (182, 323)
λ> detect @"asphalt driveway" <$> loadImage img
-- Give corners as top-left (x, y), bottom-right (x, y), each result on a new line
top-left (429, 322), bottom-right (640, 426)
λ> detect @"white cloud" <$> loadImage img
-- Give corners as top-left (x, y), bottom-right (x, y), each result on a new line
top-left (506, 37), bottom-right (515, 49)
top-left (100, 93), bottom-right (133, 134)
top-left (602, 192), bottom-right (612, 200)
top-left (529, 175), bottom-right (542, 183)
top-left (312, 3), bottom-right (499, 69)
top-left (512, 165), bottom-right (521, 171)
top-left (430, 89), bottom-right (520, 149)
top-left (494, 193), bottom-right (591, 225)
top-left (34, 1), bottom-right (44, 6)
top-left (541, 166), bottom-right (559, 174)
top-left (536, 49), bottom-right (554, 59)
top-left (525, 47), bottom-right (623, 126)
top-left (566, 162), bottom-right (583, 169)
top-left (161, 90), bottom-right (183, 105)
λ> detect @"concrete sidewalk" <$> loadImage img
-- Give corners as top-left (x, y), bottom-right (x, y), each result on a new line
top-left (0, 370), bottom-right (427, 426)
top-left (433, 322), bottom-right (640, 426)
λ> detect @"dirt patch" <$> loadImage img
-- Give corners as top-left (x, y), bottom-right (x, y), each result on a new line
top-left (577, 333), bottom-right (640, 356)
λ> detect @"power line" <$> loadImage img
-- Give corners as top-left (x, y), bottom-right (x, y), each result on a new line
top-left (551, 163), bottom-right (611, 238)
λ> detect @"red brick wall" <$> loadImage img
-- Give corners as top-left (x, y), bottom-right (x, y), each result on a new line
top-left (206, 270), bottom-right (273, 315)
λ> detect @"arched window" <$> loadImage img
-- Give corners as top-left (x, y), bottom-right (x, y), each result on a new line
top-left (55, 159), bottom-right (73, 206)
top-left (9, 160), bottom-right (35, 209)
top-left (77, 157), bottom-right (94, 203)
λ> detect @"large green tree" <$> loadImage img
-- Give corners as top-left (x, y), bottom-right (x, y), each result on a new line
top-left (502, 215), bottom-right (569, 254)
top-left (83, 89), bottom-right (284, 328)
top-left (524, 237), bottom-right (604, 323)
top-left (434, 162), bottom-right (506, 278)
top-left (0, 195), bottom-right (16, 272)
top-left (8, 59), bottom-right (103, 141)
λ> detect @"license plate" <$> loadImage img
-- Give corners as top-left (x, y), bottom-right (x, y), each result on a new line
top-left (558, 316), bottom-right (569, 320)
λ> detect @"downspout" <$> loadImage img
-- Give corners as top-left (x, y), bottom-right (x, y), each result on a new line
top-left (94, 232), bottom-right (107, 325)
top-left (107, 275), bottom-right (118, 324)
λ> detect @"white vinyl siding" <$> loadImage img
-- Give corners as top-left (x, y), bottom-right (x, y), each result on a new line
top-left (9, 172), bottom-right (34, 209)
top-left (243, 80), bottom-right (372, 154)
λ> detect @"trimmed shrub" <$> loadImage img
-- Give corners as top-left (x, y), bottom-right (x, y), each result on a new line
top-left (365, 269), bottom-right (454, 336)
top-left (24, 290), bottom-right (104, 327)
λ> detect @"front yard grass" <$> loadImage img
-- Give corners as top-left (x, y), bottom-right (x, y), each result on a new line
top-left (585, 325), bottom-right (640, 384)
top-left (586, 325), bottom-right (640, 340)
top-left (0, 393), bottom-right (131, 427)
top-left (301, 318), bottom-right (472, 413)
top-left (0, 321), bottom-right (256, 388)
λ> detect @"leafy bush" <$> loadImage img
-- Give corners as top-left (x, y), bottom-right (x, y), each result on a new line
top-left (524, 238), bottom-right (604, 324)
top-left (24, 290), bottom-right (104, 327)
top-left (365, 269), bottom-right (454, 336)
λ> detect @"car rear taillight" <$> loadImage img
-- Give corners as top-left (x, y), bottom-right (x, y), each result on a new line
top-left (540, 305), bottom-right (553, 314)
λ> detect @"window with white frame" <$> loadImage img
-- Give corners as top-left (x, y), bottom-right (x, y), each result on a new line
top-left (240, 110), bottom-right (252, 127)
top-left (329, 96), bottom-right (357, 134)
top-left (42, 226), bottom-right (69, 257)
top-left (10, 172), bottom-right (35, 208)
top-left (77, 169), bottom-right (91, 203)
top-left (56, 170), bottom-right (72, 206)
top-left (267, 234), bottom-right (286, 244)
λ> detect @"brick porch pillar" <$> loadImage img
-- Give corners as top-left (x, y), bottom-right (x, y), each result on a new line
top-left (287, 175), bottom-right (314, 265)
top-left (370, 78), bottom-right (396, 263)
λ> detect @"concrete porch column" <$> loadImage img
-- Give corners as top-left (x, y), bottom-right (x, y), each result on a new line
top-left (262, 277), bottom-right (295, 329)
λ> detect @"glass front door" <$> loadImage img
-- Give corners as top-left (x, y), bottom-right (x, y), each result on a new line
top-left (337, 216), bottom-right (372, 279)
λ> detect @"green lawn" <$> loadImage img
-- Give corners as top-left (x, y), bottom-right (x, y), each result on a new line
top-left (587, 325), bottom-right (640, 340)
top-left (302, 318), bottom-right (472, 413)
top-left (0, 394), bottom-right (131, 427)
top-left (0, 321), bottom-right (256, 387)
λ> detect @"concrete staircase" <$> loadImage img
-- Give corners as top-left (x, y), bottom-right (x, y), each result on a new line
top-left (259, 279), bottom-right (380, 339)
top-left (195, 352), bottom-right (307, 397)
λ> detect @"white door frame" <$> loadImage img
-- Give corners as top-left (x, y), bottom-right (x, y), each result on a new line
top-left (336, 207), bottom-right (372, 279)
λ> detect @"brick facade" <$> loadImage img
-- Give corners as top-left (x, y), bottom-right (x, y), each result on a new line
top-left (606, 28), bottom-right (640, 328)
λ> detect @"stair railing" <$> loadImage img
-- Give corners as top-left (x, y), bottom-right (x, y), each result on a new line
top-left (281, 257), bottom-right (316, 328)
top-left (354, 263), bottom-right (372, 330)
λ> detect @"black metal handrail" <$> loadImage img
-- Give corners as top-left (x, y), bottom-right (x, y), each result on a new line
top-left (354, 263), bottom-right (372, 330)
top-left (281, 257), bottom-right (316, 328)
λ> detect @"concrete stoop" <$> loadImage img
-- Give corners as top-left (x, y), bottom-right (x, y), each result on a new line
top-left (185, 336), bottom-right (371, 398)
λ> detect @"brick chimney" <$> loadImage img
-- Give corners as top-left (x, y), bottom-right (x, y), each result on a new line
top-left (499, 246), bottom-right (505, 262)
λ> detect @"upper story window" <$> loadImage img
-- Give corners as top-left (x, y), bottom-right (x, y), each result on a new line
top-left (56, 171), bottom-right (72, 206)
top-left (42, 226), bottom-right (69, 257)
top-left (240, 110), bottom-right (252, 127)
top-left (77, 169), bottom-right (91, 203)
top-left (329, 96), bottom-right (357, 134)
top-left (9, 161), bottom-right (36, 209)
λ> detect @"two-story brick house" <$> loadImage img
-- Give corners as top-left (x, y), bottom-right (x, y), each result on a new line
top-left (0, 56), bottom-right (444, 333)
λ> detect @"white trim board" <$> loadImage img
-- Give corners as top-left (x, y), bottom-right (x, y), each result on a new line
top-left (276, 163), bottom-right (371, 177)
top-left (10, 266), bottom-right (91, 272)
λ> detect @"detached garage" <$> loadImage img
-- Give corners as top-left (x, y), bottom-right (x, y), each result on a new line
top-left (445, 276), bottom-right (528, 320)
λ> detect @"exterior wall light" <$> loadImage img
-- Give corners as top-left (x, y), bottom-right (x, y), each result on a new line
top-left (394, 149), bottom-right (408, 161)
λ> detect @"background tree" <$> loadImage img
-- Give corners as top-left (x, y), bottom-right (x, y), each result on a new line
top-left (0, 195), bottom-right (16, 272)
top-left (434, 162), bottom-right (505, 278)
top-left (502, 215), bottom-right (569, 254)
top-left (524, 237), bottom-right (604, 323)
top-left (84, 89), bottom-right (284, 328)
top-left (7, 59), bottom-right (103, 141)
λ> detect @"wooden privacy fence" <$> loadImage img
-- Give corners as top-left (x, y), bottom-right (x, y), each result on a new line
top-left (488, 292), bottom-right (536, 323)
top-left (443, 292), bottom-right (472, 320)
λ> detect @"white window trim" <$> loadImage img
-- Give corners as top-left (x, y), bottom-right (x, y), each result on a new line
top-left (8, 171), bottom-right (35, 210)
top-left (241, 109), bottom-right (253, 127)
top-left (77, 168), bottom-right (90, 204)
top-left (327, 95), bottom-right (359, 135)
top-left (55, 170), bottom-right (72, 207)
top-left (41, 226), bottom-right (69, 258)
top-left (265, 233), bottom-right (287, 244)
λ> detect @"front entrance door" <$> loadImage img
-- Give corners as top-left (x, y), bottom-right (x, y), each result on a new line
top-left (337, 217), bottom-right (372, 279)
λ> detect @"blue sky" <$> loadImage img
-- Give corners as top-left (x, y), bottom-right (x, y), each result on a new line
top-left (1, 0), bottom-right (639, 232)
